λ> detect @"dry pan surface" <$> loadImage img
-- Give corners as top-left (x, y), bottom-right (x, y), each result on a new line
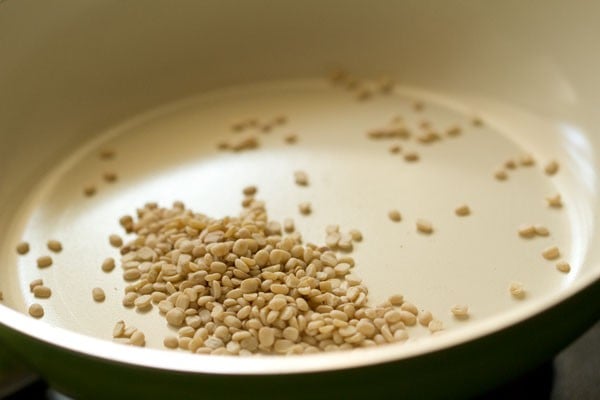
top-left (0, 77), bottom-right (589, 362)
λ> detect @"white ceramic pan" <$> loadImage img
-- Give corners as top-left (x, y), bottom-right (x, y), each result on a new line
top-left (0, 1), bottom-right (599, 398)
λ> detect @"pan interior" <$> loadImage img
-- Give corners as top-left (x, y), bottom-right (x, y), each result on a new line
top-left (0, 78), bottom-right (590, 354)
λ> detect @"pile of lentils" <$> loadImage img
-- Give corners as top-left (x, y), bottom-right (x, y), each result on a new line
top-left (113, 195), bottom-right (435, 355)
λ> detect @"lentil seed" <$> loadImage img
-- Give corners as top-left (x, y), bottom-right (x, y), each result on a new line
top-left (494, 169), bottom-right (508, 181)
top-left (544, 160), bottom-right (559, 176)
top-left (450, 304), bottom-right (469, 318)
top-left (509, 282), bottom-right (525, 298)
top-left (109, 234), bottom-right (123, 248)
top-left (542, 246), bottom-right (560, 260)
top-left (533, 225), bottom-right (550, 237)
top-left (294, 171), bottom-right (309, 186)
top-left (92, 287), bottom-right (106, 302)
top-left (83, 185), bottom-right (97, 197)
top-left (28, 303), bottom-right (44, 318)
top-left (33, 285), bottom-right (51, 299)
top-left (418, 311), bottom-right (433, 326)
top-left (101, 257), bottom-right (116, 272)
top-left (37, 256), bottom-right (52, 268)
top-left (556, 261), bottom-right (571, 273)
top-left (416, 219), bottom-right (433, 234)
top-left (164, 335), bottom-right (179, 349)
top-left (29, 279), bottom-right (43, 292)
top-left (16, 241), bottom-right (30, 255)
top-left (298, 202), bottom-right (312, 215)
top-left (388, 210), bottom-right (401, 222)
top-left (455, 205), bottom-right (470, 216)
top-left (242, 185), bottom-right (257, 196)
top-left (518, 225), bottom-right (536, 238)
top-left (546, 194), bottom-right (562, 208)
top-left (404, 152), bottom-right (419, 162)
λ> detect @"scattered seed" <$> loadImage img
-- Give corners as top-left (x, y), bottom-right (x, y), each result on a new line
top-left (349, 229), bottom-right (363, 242)
top-left (47, 240), bottom-right (62, 253)
top-left (388, 294), bottom-right (404, 306)
top-left (109, 234), bottom-right (123, 248)
top-left (418, 311), bottom-right (433, 326)
top-left (518, 224), bottom-right (536, 238)
top-left (99, 149), bottom-right (116, 160)
top-left (494, 169), bottom-right (508, 181)
top-left (83, 185), bottom-right (97, 197)
top-left (389, 144), bottom-right (401, 154)
top-left (428, 319), bottom-right (443, 333)
top-left (556, 261), bottom-right (571, 273)
top-left (283, 218), bottom-right (295, 233)
top-left (36, 256), bottom-right (53, 268)
top-left (542, 246), bottom-right (560, 260)
top-left (299, 202), bottom-right (312, 215)
top-left (388, 210), bottom-right (402, 222)
top-left (128, 331), bottom-right (145, 347)
top-left (471, 116), bottom-right (483, 127)
top-left (92, 287), bottom-right (106, 302)
top-left (413, 101), bottom-right (424, 112)
top-left (28, 303), bottom-right (44, 318)
top-left (544, 160), bottom-right (559, 176)
top-left (404, 152), bottom-right (419, 162)
top-left (33, 285), bottom-right (51, 299)
top-left (103, 171), bottom-right (118, 183)
top-left (284, 133), bottom-right (298, 144)
top-left (164, 335), bottom-right (179, 349)
top-left (446, 125), bottom-right (461, 137)
top-left (519, 154), bottom-right (535, 166)
top-left (533, 225), bottom-right (550, 237)
top-left (455, 204), bottom-right (470, 216)
top-left (134, 294), bottom-right (152, 310)
top-left (509, 282), bottom-right (525, 298)
top-left (16, 242), bottom-right (30, 255)
top-left (450, 304), bottom-right (469, 318)
top-left (113, 321), bottom-right (126, 338)
top-left (242, 185), bottom-right (257, 196)
top-left (356, 88), bottom-right (372, 101)
top-left (546, 194), bottom-right (562, 208)
top-left (416, 219), bottom-right (433, 234)
top-left (294, 170), bottom-right (309, 186)
top-left (504, 159), bottom-right (517, 170)
top-left (101, 257), bottom-right (116, 272)
top-left (29, 279), bottom-right (43, 292)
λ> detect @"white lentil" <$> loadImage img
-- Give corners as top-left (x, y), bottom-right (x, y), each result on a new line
top-left (103, 171), bottom-right (118, 183)
top-left (400, 302), bottom-right (418, 315)
top-left (83, 185), bottom-right (97, 197)
top-left (47, 240), bottom-right (62, 253)
top-left (556, 261), bottom-right (571, 273)
top-left (33, 285), bottom-right (51, 299)
top-left (450, 304), bottom-right (469, 318)
top-left (166, 308), bottom-right (186, 327)
top-left (29, 279), bottom-right (43, 292)
top-left (404, 152), bottom-right (419, 162)
top-left (128, 331), bottom-right (145, 347)
top-left (388, 210), bottom-right (401, 222)
top-left (164, 335), bottom-right (179, 349)
top-left (455, 204), bottom-right (470, 216)
top-left (544, 160), bottom-right (559, 176)
top-left (472, 116), bottom-right (483, 127)
top-left (16, 242), bottom-right (30, 255)
top-left (504, 159), bottom-right (517, 170)
top-left (509, 282), bottom-right (525, 298)
top-left (348, 229), bottom-right (363, 241)
top-left (298, 202), bottom-right (312, 215)
top-left (519, 154), bottom-right (535, 166)
top-left (92, 287), bottom-right (106, 302)
top-left (284, 133), bottom-right (298, 144)
top-left (134, 294), bottom-right (152, 310)
top-left (416, 219), bottom-right (433, 234)
top-left (242, 185), bottom-right (257, 196)
top-left (428, 319), bottom-right (443, 333)
top-left (389, 144), bottom-right (401, 154)
top-left (113, 321), bottom-right (125, 338)
top-left (37, 256), bottom-right (52, 268)
top-left (101, 257), bottom-right (116, 272)
top-left (546, 194), bottom-right (562, 208)
top-left (418, 311), bottom-right (433, 326)
top-left (518, 225), bottom-right (536, 238)
top-left (533, 225), bottom-right (550, 237)
top-left (109, 234), bottom-right (123, 248)
top-left (28, 303), bottom-right (44, 318)
top-left (542, 246), bottom-right (560, 260)
top-left (99, 149), bottom-right (116, 160)
top-left (494, 169), bottom-right (508, 181)
top-left (294, 170), bottom-right (309, 186)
